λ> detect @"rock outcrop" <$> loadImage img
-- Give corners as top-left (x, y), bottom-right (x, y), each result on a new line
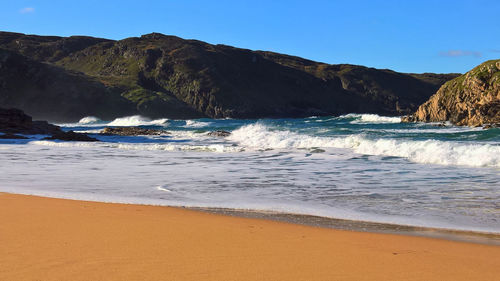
top-left (0, 107), bottom-right (98, 141)
top-left (43, 131), bottom-right (99, 142)
top-left (101, 127), bottom-right (169, 136)
top-left (0, 31), bottom-right (458, 122)
top-left (0, 107), bottom-right (61, 134)
top-left (403, 60), bottom-right (500, 126)
top-left (0, 133), bottom-right (28, 139)
top-left (207, 130), bottom-right (231, 137)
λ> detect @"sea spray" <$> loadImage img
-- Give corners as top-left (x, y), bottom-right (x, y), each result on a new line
top-left (228, 123), bottom-right (500, 167)
top-left (338, 113), bottom-right (402, 123)
top-left (78, 116), bottom-right (102, 124)
top-left (108, 115), bottom-right (169, 126)
top-left (183, 120), bottom-right (212, 128)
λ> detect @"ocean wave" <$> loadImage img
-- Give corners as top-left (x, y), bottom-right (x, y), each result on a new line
top-left (73, 129), bottom-right (104, 134)
top-left (78, 116), bottom-right (102, 124)
top-left (340, 113), bottom-right (401, 124)
top-left (108, 115), bottom-right (169, 126)
top-left (56, 116), bottom-right (105, 127)
top-left (29, 140), bottom-right (101, 148)
top-left (29, 140), bottom-right (242, 153)
top-left (383, 127), bottom-right (483, 134)
top-left (113, 143), bottom-right (241, 152)
top-left (183, 120), bottom-right (212, 128)
top-left (228, 123), bottom-right (500, 167)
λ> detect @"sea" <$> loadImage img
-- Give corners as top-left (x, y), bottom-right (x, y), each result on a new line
top-left (0, 114), bottom-right (499, 234)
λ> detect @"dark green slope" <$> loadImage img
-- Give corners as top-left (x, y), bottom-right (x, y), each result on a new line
top-left (0, 48), bottom-right (136, 121)
top-left (0, 31), bottom-right (458, 122)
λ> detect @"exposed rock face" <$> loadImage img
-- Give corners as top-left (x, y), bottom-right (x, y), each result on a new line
top-left (0, 107), bottom-right (61, 134)
top-left (0, 31), bottom-right (458, 121)
top-left (1, 107), bottom-right (98, 141)
top-left (101, 127), bottom-right (169, 136)
top-left (403, 60), bottom-right (500, 126)
top-left (43, 131), bottom-right (98, 142)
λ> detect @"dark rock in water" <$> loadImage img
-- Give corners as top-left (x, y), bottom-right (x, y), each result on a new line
top-left (31, 121), bottom-right (64, 134)
top-left (310, 148), bottom-right (325, 153)
top-left (401, 115), bottom-right (415, 123)
top-left (0, 107), bottom-right (62, 135)
top-left (1, 107), bottom-right (98, 141)
top-left (101, 127), bottom-right (169, 136)
top-left (0, 133), bottom-right (28, 139)
top-left (43, 131), bottom-right (98, 142)
top-left (207, 130), bottom-right (231, 137)
top-left (483, 123), bottom-right (500, 129)
top-left (403, 60), bottom-right (500, 127)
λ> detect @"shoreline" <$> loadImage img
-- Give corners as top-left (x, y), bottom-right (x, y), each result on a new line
top-left (190, 207), bottom-right (500, 246)
top-left (1, 192), bottom-right (499, 280)
top-left (1, 191), bottom-right (499, 245)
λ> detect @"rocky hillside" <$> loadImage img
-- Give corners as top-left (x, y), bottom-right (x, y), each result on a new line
top-left (403, 60), bottom-right (500, 126)
top-left (0, 31), bottom-right (458, 122)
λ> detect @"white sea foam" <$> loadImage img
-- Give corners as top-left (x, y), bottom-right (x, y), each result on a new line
top-left (29, 140), bottom-right (101, 147)
top-left (156, 185), bottom-right (172, 192)
top-left (57, 117), bottom-right (105, 127)
top-left (78, 116), bottom-right (101, 124)
top-left (184, 120), bottom-right (212, 128)
top-left (228, 123), bottom-right (500, 167)
top-left (351, 137), bottom-right (500, 167)
top-left (340, 113), bottom-right (401, 124)
top-left (163, 130), bottom-right (212, 140)
top-left (113, 143), bottom-right (241, 153)
top-left (29, 140), bottom-right (242, 153)
top-left (382, 127), bottom-right (483, 134)
top-left (108, 115), bottom-right (169, 126)
top-left (73, 129), bottom-right (104, 134)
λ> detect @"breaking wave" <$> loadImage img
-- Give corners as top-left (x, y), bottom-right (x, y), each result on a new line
top-left (108, 115), bottom-right (169, 126)
top-left (228, 123), bottom-right (500, 167)
top-left (29, 140), bottom-right (242, 153)
top-left (340, 113), bottom-right (402, 124)
top-left (184, 120), bottom-right (212, 128)
top-left (78, 116), bottom-right (102, 124)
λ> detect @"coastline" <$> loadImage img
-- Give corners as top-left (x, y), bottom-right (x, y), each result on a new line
top-left (3, 189), bottom-right (499, 243)
top-left (1, 192), bottom-right (499, 281)
top-left (191, 207), bottom-right (500, 246)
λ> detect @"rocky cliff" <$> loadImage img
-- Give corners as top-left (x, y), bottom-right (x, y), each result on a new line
top-left (0, 107), bottom-right (98, 141)
top-left (0, 107), bottom-right (60, 134)
top-left (403, 60), bottom-right (500, 126)
top-left (0, 31), bottom-right (458, 122)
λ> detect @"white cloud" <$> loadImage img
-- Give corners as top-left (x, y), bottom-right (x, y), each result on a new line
top-left (439, 50), bottom-right (482, 58)
top-left (20, 7), bottom-right (35, 14)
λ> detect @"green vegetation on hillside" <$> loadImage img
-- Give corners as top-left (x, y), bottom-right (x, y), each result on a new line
top-left (0, 31), bottom-right (458, 121)
top-left (405, 59), bottom-right (499, 126)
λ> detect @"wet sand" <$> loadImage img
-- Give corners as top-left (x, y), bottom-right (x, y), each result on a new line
top-left (192, 207), bottom-right (500, 245)
top-left (1, 193), bottom-right (499, 281)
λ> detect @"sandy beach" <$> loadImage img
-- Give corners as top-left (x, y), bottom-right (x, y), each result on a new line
top-left (1, 193), bottom-right (499, 281)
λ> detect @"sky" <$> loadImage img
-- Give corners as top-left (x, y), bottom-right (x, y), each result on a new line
top-left (1, 0), bottom-right (500, 74)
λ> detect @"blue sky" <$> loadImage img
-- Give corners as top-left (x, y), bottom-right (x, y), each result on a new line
top-left (2, 0), bottom-right (499, 73)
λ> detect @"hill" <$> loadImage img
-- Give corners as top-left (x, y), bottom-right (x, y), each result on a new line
top-left (403, 60), bottom-right (500, 126)
top-left (0, 31), bottom-right (458, 122)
